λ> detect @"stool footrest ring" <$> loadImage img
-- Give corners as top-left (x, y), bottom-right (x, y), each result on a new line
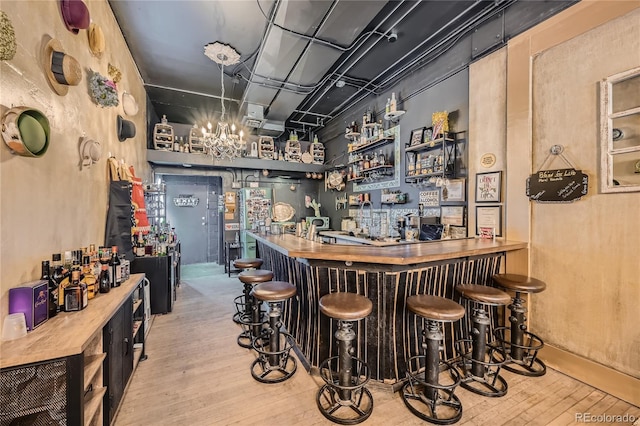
top-left (316, 356), bottom-right (373, 425)
top-left (493, 327), bottom-right (546, 376)
top-left (455, 338), bottom-right (508, 397)
top-left (401, 356), bottom-right (463, 425)
top-left (250, 331), bottom-right (297, 383)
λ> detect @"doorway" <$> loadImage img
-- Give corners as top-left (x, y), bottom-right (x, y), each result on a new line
top-left (163, 175), bottom-right (222, 265)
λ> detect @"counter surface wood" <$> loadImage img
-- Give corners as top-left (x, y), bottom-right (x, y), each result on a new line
top-left (250, 233), bottom-right (527, 264)
top-left (0, 274), bottom-right (144, 369)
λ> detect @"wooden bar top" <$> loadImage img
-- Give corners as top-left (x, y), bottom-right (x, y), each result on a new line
top-left (0, 274), bottom-right (144, 369)
top-left (250, 233), bottom-right (527, 265)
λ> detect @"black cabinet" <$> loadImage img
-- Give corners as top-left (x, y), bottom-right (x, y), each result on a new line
top-left (131, 254), bottom-right (176, 314)
top-left (103, 298), bottom-right (133, 425)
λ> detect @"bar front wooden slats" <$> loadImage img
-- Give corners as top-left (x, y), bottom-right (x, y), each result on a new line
top-left (253, 233), bottom-right (526, 383)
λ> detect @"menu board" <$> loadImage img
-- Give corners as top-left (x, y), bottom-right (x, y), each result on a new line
top-left (526, 168), bottom-right (588, 203)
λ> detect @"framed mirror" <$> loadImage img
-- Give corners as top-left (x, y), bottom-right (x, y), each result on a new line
top-left (600, 66), bottom-right (640, 193)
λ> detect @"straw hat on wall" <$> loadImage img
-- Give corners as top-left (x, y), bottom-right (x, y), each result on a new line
top-left (88, 22), bottom-right (105, 57)
top-left (42, 38), bottom-right (82, 96)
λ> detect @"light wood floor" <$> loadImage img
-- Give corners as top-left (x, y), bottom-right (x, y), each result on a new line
top-left (116, 264), bottom-right (640, 426)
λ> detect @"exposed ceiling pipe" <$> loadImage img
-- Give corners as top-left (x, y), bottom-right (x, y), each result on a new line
top-left (145, 83), bottom-right (242, 104)
top-left (239, 0), bottom-right (282, 109)
top-left (241, 0), bottom-right (406, 117)
top-left (262, 0), bottom-right (341, 116)
top-left (294, 0), bottom-right (417, 123)
top-left (326, 0), bottom-right (516, 121)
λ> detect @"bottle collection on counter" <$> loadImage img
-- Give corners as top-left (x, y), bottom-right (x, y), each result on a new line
top-left (133, 224), bottom-right (177, 257)
top-left (42, 245), bottom-right (132, 317)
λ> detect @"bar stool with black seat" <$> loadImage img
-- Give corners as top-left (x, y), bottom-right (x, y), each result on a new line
top-left (249, 281), bottom-right (297, 383)
top-left (317, 292), bottom-right (373, 425)
top-left (492, 273), bottom-right (547, 377)
top-left (454, 284), bottom-right (511, 397)
top-left (402, 295), bottom-right (465, 425)
top-left (232, 258), bottom-right (263, 324)
top-left (236, 268), bottom-right (273, 348)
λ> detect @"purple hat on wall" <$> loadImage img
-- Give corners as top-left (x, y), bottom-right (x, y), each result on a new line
top-left (60, 0), bottom-right (90, 34)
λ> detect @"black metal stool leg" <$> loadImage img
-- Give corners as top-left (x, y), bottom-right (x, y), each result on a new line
top-left (402, 319), bottom-right (463, 425)
top-left (317, 320), bottom-right (373, 425)
top-left (493, 292), bottom-right (546, 376)
top-left (250, 301), bottom-right (297, 383)
top-left (238, 292), bottom-right (263, 349)
top-left (233, 281), bottom-right (253, 324)
top-left (455, 306), bottom-right (508, 397)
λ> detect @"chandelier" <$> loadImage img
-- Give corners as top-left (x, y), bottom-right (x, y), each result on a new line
top-left (202, 42), bottom-right (243, 159)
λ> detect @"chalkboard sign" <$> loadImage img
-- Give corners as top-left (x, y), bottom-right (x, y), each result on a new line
top-left (526, 168), bottom-right (588, 203)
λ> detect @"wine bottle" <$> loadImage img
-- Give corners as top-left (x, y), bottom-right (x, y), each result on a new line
top-left (99, 264), bottom-right (111, 293)
top-left (135, 232), bottom-right (145, 257)
top-left (64, 265), bottom-right (82, 312)
top-left (41, 260), bottom-right (57, 319)
top-left (110, 246), bottom-right (122, 287)
top-left (51, 253), bottom-right (68, 312)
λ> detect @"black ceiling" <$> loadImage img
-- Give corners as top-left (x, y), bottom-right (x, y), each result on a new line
top-left (109, 0), bottom-right (578, 140)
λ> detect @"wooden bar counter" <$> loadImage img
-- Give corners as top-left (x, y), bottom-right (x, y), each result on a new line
top-left (250, 232), bottom-right (527, 384)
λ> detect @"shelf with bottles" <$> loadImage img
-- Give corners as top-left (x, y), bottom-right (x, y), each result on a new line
top-left (405, 132), bottom-right (455, 152)
top-left (311, 136), bottom-right (325, 164)
top-left (348, 134), bottom-right (395, 155)
top-left (153, 115), bottom-right (174, 151)
top-left (404, 131), bottom-right (459, 183)
top-left (189, 124), bottom-right (206, 154)
top-left (258, 136), bottom-right (275, 160)
top-left (347, 164), bottom-right (394, 182)
top-left (383, 93), bottom-right (405, 121)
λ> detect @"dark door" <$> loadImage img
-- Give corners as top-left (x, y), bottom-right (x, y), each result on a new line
top-left (164, 176), bottom-right (222, 265)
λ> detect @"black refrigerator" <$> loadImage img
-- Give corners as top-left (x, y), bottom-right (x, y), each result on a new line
top-left (131, 250), bottom-right (177, 314)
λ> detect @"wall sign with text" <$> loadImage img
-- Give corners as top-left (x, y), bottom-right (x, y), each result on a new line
top-left (526, 168), bottom-right (588, 203)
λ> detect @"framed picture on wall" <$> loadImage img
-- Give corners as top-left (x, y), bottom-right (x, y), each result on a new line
top-left (441, 206), bottom-right (465, 226)
top-left (441, 178), bottom-right (465, 203)
top-left (410, 127), bottom-right (425, 146)
top-left (476, 205), bottom-right (502, 237)
top-left (475, 171), bottom-right (502, 203)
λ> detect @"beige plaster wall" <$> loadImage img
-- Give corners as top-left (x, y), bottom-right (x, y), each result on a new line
top-left (0, 0), bottom-right (149, 319)
top-left (530, 8), bottom-right (640, 378)
top-left (468, 48), bottom-right (507, 240)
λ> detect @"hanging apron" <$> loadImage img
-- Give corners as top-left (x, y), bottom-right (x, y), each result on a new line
top-left (105, 158), bottom-right (134, 261)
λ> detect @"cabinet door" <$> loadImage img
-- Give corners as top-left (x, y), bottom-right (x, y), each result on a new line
top-left (103, 299), bottom-right (133, 425)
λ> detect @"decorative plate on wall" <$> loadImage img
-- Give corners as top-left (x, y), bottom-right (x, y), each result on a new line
top-left (272, 202), bottom-right (295, 222)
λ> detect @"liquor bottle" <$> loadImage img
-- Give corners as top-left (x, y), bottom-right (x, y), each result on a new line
top-left (110, 246), bottom-right (122, 287)
top-left (135, 232), bottom-right (146, 256)
top-left (41, 260), bottom-right (57, 319)
top-left (385, 98), bottom-right (390, 114)
top-left (64, 265), bottom-right (85, 312)
top-left (390, 92), bottom-right (397, 112)
top-left (99, 263), bottom-right (111, 293)
top-left (51, 253), bottom-right (68, 312)
top-left (82, 255), bottom-right (96, 300)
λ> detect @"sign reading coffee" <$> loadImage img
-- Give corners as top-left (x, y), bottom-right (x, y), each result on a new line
top-left (526, 168), bottom-right (588, 203)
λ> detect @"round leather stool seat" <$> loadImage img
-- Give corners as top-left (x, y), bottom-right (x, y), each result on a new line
top-left (492, 274), bottom-right (546, 293)
top-left (251, 281), bottom-right (296, 302)
top-left (407, 295), bottom-right (465, 322)
top-left (456, 284), bottom-right (511, 306)
top-left (319, 293), bottom-right (372, 321)
top-left (234, 258), bottom-right (263, 269)
top-left (238, 269), bottom-right (273, 284)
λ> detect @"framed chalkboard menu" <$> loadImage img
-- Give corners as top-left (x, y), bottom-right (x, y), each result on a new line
top-left (526, 168), bottom-right (588, 203)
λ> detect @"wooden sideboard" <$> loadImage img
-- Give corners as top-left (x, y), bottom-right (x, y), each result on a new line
top-left (0, 274), bottom-right (146, 426)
